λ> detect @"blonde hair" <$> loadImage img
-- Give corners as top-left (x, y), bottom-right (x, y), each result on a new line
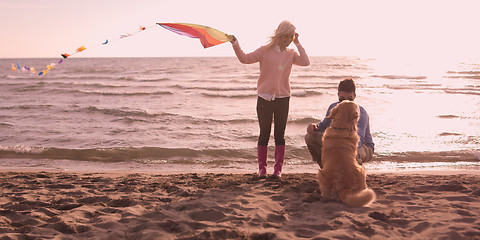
top-left (267, 21), bottom-right (296, 49)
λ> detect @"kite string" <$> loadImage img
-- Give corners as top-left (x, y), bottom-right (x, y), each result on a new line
top-left (11, 24), bottom-right (158, 76)
top-left (61, 24), bottom-right (157, 58)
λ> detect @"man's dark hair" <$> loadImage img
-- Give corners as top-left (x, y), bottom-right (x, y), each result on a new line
top-left (338, 78), bottom-right (356, 93)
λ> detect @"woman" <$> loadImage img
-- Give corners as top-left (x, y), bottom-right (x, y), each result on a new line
top-left (231, 21), bottom-right (310, 177)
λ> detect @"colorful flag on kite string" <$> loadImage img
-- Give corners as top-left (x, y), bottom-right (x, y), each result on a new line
top-left (11, 25), bottom-right (152, 76)
top-left (11, 23), bottom-right (232, 76)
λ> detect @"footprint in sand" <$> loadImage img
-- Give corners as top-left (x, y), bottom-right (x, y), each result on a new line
top-left (189, 209), bottom-right (227, 222)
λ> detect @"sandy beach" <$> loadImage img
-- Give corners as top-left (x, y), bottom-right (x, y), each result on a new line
top-left (0, 171), bottom-right (479, 240)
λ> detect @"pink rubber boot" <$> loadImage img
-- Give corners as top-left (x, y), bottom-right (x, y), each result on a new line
top-left (273, 145), bottom-right (285, 177)
top-left (258, 145), bottom-right (268, 177)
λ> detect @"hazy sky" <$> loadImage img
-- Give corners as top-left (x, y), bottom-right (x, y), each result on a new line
top-left (1, 0), bottom-right (479, 60)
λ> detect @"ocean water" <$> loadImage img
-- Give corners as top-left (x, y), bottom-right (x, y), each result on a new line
top-left (1, 57), bottom-right (479, 172)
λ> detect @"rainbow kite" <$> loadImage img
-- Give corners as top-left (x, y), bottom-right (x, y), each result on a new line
top-left (157, 23), bottom-right (233, 48)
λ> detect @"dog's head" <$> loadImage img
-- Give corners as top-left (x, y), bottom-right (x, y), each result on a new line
top-left (326, 100), bottom-right (359, 130)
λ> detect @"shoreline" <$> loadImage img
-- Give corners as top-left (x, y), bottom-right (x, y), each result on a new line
top-left (1, 168), bottom-right (480, 176)
top-left (1, 171), bottom-right (479, 239)
top-left (1, 157), bottom-right (480, 176)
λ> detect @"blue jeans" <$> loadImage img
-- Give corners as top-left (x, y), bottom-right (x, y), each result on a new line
top-left (256, 96), bottom-right (290, 146)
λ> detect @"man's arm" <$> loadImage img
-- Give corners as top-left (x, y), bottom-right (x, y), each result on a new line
top-left (307, 102), bottom-right (337, 134)
top-left (316, 102), bottom-right (338, 132)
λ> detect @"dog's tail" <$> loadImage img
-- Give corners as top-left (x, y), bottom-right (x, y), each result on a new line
top-left (340, 188), bottom-right (376, 207)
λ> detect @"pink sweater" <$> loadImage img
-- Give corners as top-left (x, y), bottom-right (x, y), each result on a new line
top-left (232, 41), bottom-right (310, 99)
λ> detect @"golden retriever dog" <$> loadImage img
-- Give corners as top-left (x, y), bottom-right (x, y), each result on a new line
top-left (317, 101), bottom-right (376, 207)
